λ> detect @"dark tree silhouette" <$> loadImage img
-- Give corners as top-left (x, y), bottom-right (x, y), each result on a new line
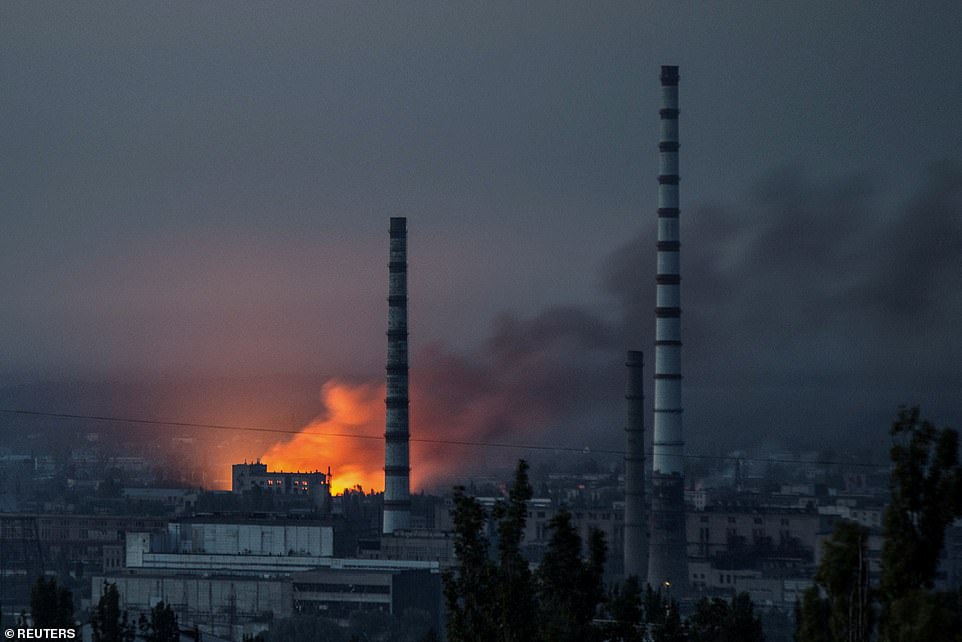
top-left (536, 509), bottom-right (607, 642)
top-left (598, 575), bottom-right (646, 642)
top-left (491, 460), bottom-right (537, 642)
top-left (444, 459), bottom-right (608, 642)
top-left (795, 407), bottom-right (962, 642)
top-left (443, 485), bottom-right (497, 642)
top-left (138, 601), bottom-right (179, 642)
top-left (879, 406), bottom-right (962, 640)
top-left (91, 581), bottom-right (135, 642)
top-left (688, 593), bottom-right (764, 642)
top-left (813, 520), bottom-right (873, 642)
top-left (30, 576), bottom-right (74, 630)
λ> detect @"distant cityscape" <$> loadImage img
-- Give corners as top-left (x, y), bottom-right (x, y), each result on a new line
top-left (1, 67), bottom-right (959, 640)
top-left (2, 429), bottom-right (957, 641)
top-left (3, 5), bottom-right (961, 638)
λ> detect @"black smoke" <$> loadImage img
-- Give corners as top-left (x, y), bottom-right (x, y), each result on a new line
top-left (414, 163), bottom-right (962, 466)
top-left (4, 166), bottom-right (959, 484)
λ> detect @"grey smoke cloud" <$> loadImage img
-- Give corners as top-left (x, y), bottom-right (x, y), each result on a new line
top-left (3, 2), bottom-right (962, 474)
top-left (413, 164), bottom-right (962, 463)
top-left (2, 166), bottom-right (958, 483)
top-left (414, 306), bottom-right (621, 443)
top-left (605, 163), bottom-right (962, 373)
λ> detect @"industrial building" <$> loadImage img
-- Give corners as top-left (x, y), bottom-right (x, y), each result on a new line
top-left (292, 566), bottom-right (440, 622)
top-left (618, 64), bottom-right (688, 595)
top-left (95, 515), bottom-right (442, 639)
top-left (360, 528), bottom-right (458, 567)
top-left (384, 216), bottom-right (412, 534)
top-left (88, 220), bottom-right (442, 639)
top-left (0, 513), bottom-right (167, 575)
top-left (231, 460), bottom-right (331, 512)
top-left (623, 350), bottom-right (648, 580)
top-left (647, 64), bottom-right (689, 594)
top-left (89, 573), bottom-right (292, 639)
top-left (124, 518), bottom-right (335, 573)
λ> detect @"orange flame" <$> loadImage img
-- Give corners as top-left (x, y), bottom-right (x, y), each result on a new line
top-left (261, 380), bottom-right (385, 494)
top-left (257, 369), bottom-right (533, 496)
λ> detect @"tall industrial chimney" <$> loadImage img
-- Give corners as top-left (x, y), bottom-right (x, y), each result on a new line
top-left (623, 350), bottom-right (648, 580)
top-left (384, 217), bottom-right (411, 534)
top-left (647, 65), bottom-right (689, 594)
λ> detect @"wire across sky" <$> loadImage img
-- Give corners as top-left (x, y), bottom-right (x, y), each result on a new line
top-left (0, 408), bottom-right (889, 470)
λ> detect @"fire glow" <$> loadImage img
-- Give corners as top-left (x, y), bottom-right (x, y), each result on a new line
top-left (259, 379), bottom-right (469, 494)
top-left (260, 380), bottom-right (385, 494)
top-left (257, 363), bottom-right (559, 496)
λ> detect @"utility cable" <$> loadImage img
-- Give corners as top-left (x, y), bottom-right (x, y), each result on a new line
top-left (0, 408), bottom-right (890, 469)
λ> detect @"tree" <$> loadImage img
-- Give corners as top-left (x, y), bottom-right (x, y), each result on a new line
top-left (688, 593), bottom-right (764, 642)
top-left (811, 520), bottom-right (873, 642)
top-left (688, 597), bottom-right (728, 642)
top-left (642, 585), bottom-right (685, 642)
top-left (536, 509), bottom-right (607, 642)
top-left (725, 593), bottom-right (765, 642)
top-left (491, 460), bottom-right (537, 642)
top-left (795, 587), bottom-right (831, 642)
top-left (138, 601), bottom-right (179, 642)
top-left (881, 589), bottom-right (962, 642)
top-left (443, 485), bottom-right (498, 642)
top-left (879, 406), bottom-right (962, 640)
top-left (758, 608), bottom-right (794, 642)
top-left (793, 407), bottom-right (962, 642)
top-left (30, 576), bottom-right (74, 630)
top-left (91, 581), bottom-right (135, 642)
top-left (655, 601), bottom-right (686, 642)
top-left (598, 575), bottom-right (645, 642)
top-left (444, 459), bottom-right (610, 642)
top-left (881, 407), bottom-right (962, 595)
top-left (444, 460), bottom-right (537, 642)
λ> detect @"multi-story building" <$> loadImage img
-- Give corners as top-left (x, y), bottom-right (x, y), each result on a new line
top-left (124, 518), bottom-right (335, 572)
top-left (95, 516), bottom-right (442, 638)
top-left (687, 507), bottom-right (820, 567)
top-left (684, 501), bottom-right (822, 609)
top-left (91, 572), bottom-right (292, 640)
top-left (231, 461), bottom-right (331, 512)
top-left (0, 513), bottom-right (167, 572)
top-left (120, 487), bottom-right (198, 514)
top-left (362, 529), bottom-right (457, 568)
top-left (292, 566), bottom-right (440, 624)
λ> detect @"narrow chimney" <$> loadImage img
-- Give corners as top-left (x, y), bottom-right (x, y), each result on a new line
top-left (624, 350), bottom-right (648, 580)
top-left (384, 217), bottom-right (411, 534)
top-left (647, 65), bottom-right (689, 594)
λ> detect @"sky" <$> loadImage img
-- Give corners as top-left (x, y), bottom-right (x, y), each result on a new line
top-left (1, 2), bottom-right (960, 487)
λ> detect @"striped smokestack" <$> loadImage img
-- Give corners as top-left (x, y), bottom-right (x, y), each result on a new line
top-left (623, 350), bottom-right (648, 580)
top-left (384, 217), bottom-right (411, 534)
top-left (647, 65), bottom-right (689, 593)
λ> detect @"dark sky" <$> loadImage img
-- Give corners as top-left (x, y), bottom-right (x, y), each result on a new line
top-left (1, 2), bottom-right (960, 465)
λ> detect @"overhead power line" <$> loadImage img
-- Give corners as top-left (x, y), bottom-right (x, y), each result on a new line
top-left (0, 408), bottom-right (889, 469)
